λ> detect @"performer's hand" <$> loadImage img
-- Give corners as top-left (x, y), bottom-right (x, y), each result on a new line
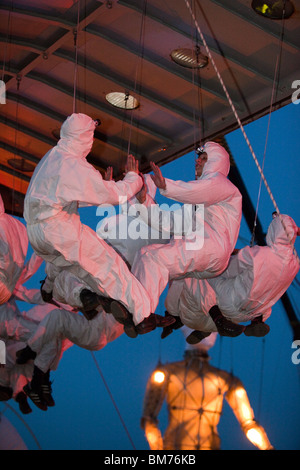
top-left (136, 183), bottom-right (147, 204)
top-left (104, 166), bottom-right (113, 181)
top-left (150, 162), bottom-right (166, 190)
top-left (125, 154), bottom-right (139, 174)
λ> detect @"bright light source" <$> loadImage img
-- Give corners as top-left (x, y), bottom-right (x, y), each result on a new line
top-left (251, 0), bottom-right (295, 19)
top-left (153, 370), bottom-right (165, 384)
top-left (106, 92), bottom-right (139, 110)
top-left (246, 428), bottom-right (264, 447)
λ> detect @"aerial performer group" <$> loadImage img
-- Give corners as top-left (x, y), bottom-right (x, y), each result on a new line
top-left (0, 112), bottom-right (299, 423)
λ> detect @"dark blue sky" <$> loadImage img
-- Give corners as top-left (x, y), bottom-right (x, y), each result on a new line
top-left (1, 102), bottom-right (300, 450)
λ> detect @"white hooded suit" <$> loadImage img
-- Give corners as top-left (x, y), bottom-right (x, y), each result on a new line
top-left (0, 195), bottom-right (30, 304)
top-left (165, 214), bottom-right (299, 331)
top-left (24, 113), bottom-right (152, 325)
top-left (131, 141), bottom-right (242, 313)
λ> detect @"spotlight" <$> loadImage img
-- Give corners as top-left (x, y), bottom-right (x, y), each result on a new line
top-left (251, 0), bottom-right (295, 19)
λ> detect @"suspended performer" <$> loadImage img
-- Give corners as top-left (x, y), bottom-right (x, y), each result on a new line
top-left (0, 194), bottom-right (43, 305)
top-left (110, 142), bottom-right (241, 329)
top-left (141, 330), bottom-right (273, 450)
top-left (164, 213), bottom-right (299, 343)
top-left (23, 113), bottom-right (173, 335)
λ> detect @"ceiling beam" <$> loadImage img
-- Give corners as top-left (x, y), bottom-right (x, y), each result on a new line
top-left (118, 0), bottom-right (279, 85)
top-left (84, 24), bottom-right (238, 110)
top-left (0, 34), bottom-right (232, 115)
top-left (19, 71), bottom-right (173, 143)
top-left (4, 2), bottom-right (106, 92)
top-left (3, 91), bottom-right (147, 165)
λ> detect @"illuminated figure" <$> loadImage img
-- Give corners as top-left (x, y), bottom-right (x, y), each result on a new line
top-left (141, 332), bottom-right (273, 450)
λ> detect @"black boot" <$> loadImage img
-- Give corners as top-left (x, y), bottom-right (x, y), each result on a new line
top-left (136, 313), bottom-right (176, 335)
top-left (41, 370), bottom-right (55, 407)
top-left (161, 312), bottom-right (183, 339)
top-left (80, 289), bottom-right (102, 320)
top-left (16, 345), bottom-right (37, 365)
top-left (186, 330), bottom-right (211, 345)
top-left (110, 301), bottom-right (138, 338)
top-left (209, 305), bottom-right (245, 337)
top-left (244, 316), bottom-right (270, 337)
top-left (23, 366), bottom-right (48, 411)
top-left (40, 278), bottom-right (60, 307)
top-left (15, 391), bottom-right (32, 414)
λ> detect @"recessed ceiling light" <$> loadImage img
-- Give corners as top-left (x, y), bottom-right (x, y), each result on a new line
top-left (106, 92), bottom-right (139, 110)
top-left (8, 158), bottom-right (35, 172)
top-left (170, 48), bottom-right (208, 69)
top-left (251, 0), bottom-right (295, 19)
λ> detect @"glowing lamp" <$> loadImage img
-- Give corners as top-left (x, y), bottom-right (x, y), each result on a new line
top-left (153, 370), bottom-right (165, 384)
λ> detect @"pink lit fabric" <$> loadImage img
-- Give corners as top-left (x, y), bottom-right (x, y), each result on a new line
top-left (24, 113), bottom-right (152, 325)
top-left (131, 141), bottom-right (242, 313)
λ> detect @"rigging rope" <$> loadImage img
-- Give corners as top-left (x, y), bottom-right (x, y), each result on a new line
top-left (90, 351), bottom-right (136, 450)
top-left (183, 0), bottom-right (299, 264)
top-left (72, 0), bottom-right (81, 114)
top-left (126, 0), bottom-right (148, 157)
top-left (251, 3), bottom-right (287, 247)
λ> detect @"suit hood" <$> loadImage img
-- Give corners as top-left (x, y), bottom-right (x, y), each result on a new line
top-left (266, 214), bottom-right (298, 248)
top-left (56, 113), bottom-right (96, 158)
top-left (201, 141), bottom-right (230, 178)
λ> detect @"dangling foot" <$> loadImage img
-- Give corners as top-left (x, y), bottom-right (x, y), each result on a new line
top-left (161, 312), bottom-right (183, 339)
top-left (80, 289), bottom-right (103, 321)
top-left (110, 301), bottom-right (138, 338)
top-left (244, 317), bottom-right (270, 337)
top-left (185, 330), bottom-right (211, 345)
top-left (16, 345), bottom-right (36, 365)
top-left (40, 278), bottom-right (60, 307)
top-left (23, 366), bottom-right (49, 411)
top-left (136, 313), bottom-right (176, 335)
top-left (15, 391), bottom-right (32, 414)
top-left (209, 305), bottom-right (245, 337)
top-left (41, 371), bottom-right (55, 407)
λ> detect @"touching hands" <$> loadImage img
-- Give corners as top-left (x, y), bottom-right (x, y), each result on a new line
top-left (150, 162), bottom-right (166, 190)
top-left (125, 154), bottom-right (139, 174)
top-left (104, 166), bottom-right (113, 181)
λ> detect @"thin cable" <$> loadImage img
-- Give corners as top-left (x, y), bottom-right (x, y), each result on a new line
top-left (1, 404), bottom-right (42, 450)
top-left (73, 0), bottom-right (81, 114)
top-left (127, 0), bottom-right (148, 156)
top-left (251, 4), bottom-right (287, 246)
top-left (90, 351), bottom-right (136, 450)
top-left (184, 0), bottom-right (299, 265)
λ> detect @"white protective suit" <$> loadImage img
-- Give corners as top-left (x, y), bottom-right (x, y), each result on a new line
top-left (0, 194), bottom-right (43, 304)
top-left (0, 340), bottom-right (34, 400)
top-left (97, 174), bottom-right (169, 267)
top-left (165, 214), bottom-right (299, 331)
top-left (0, 301), bottom-right (73, 372)
top-left (21, 178), bottom-right (165, 371)
top-left (131, 141), bottom-right (242, 313)
top-left (24, 113), bottom-right (152, 325)
top-left (26, 305), bottom-right (124, 373)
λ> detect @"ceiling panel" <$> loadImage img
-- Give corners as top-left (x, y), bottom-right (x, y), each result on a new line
top-left (0, 0), bottom-right (299, 216)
